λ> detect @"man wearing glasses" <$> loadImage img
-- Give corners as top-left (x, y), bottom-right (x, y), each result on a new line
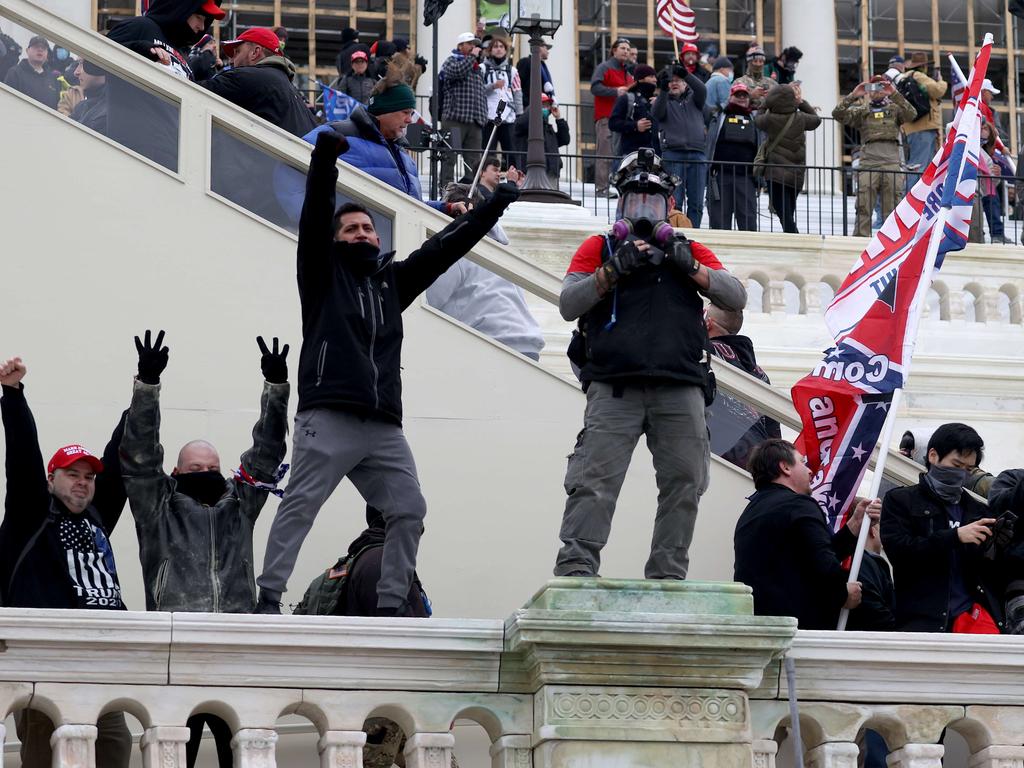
top-left (705, 81), bottom-right (760, 231)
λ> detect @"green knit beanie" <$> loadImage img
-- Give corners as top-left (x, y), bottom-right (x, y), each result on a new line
top-left (367, 83), bottom-right (417, 116)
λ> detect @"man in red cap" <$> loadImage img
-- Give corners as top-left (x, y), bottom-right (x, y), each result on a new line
top-left (0, 356), bottom-right (132, 765)
top-left (200, 27), bottom-right (317, 137)
top-left (333, 48), bottom-right (374, 105)
top-left (680, 41), bottom-right (709, 83)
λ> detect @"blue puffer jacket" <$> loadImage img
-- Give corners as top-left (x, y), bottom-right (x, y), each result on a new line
top-left (275, 106), bottom-right (444, 225)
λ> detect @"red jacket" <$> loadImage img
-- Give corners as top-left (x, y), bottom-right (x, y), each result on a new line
top-left (590, 59), bottom-right (634, 121)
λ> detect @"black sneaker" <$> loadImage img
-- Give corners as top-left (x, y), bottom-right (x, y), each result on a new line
top-left (254, 589), bottom-right (282, 615)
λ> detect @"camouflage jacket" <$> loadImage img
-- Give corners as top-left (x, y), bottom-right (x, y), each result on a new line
top-left (832, 91), bottom-right (915, 168)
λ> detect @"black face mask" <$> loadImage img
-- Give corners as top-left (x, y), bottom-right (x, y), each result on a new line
top-left (334, 240), bottom-right (382, 277)
top-left (175, 470), bottom-right (227, 506)
top-left (635, 82), bottom-right (657, 99)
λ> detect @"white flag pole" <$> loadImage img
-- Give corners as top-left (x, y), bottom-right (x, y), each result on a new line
top-left (836, 205), bottom-right (950, 631)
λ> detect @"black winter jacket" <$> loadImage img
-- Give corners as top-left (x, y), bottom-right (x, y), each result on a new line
top-left (0, 385), bottom-right (127, 609)
top-left (609, 90), bottom-right (659, 156)
top-left (120, 379), bottom-right (288, 613)
top-left (295, 132), bottom-right (514, 422)
top-left (200, 56), bottom-right (317, 137)
top-left (513, 111), bottom-right (570, 177)
top-left (734, 483), bottom-right (857, 629)
top-left (846, 551), bottom-right (896, 631)
top-left (69, 84), bottom-right (108, 134)
top-left (881, 477), bottom-right (1002, 632)
top-left (3, 59), bottom-right (59, 109)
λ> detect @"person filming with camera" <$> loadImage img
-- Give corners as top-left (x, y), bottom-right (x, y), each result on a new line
top-left (553, 149), bottom-right (747, 580)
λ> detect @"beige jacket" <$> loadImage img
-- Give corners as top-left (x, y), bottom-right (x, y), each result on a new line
top-left (902, 69), bottom-right (947, 134)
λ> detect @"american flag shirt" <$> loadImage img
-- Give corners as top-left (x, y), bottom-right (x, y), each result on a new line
top-left (57, 513), bottom-right (125, 609)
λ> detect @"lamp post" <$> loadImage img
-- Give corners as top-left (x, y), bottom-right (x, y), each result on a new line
top-left (511, 0), bottom-right (576, 204)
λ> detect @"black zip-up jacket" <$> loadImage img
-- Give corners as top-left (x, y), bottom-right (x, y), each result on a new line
top-left (3, 59), bottom-right (59, 109)
top-left (120, 379), bottom-right (289, 613)
top-left (295, 131), bottom-right (516, 423)
top-left (846, 550), bottom-right (896, 631)
top-left (881, 476), bottom-right (1002, 632)
top-left (200, 55), bottom-right (317, 137)
top-left (69, 84), bottom-right (108, 134)
top-left (734, 483), bottom-right (856, 629)
top-left (0, 384), bottom-right (127, 609)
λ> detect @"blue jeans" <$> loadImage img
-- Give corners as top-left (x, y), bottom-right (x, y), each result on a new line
top-left (662, 149), bottom-right (707, 227)
top-left (905, 130), bottom-right (937, 191)
top-left (982, 194), bottom-right (1004, 238)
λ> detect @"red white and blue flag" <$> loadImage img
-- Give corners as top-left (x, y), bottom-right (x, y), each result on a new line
top-left (656, 0), bottom-right (698, 42)
top-left (792, 36), bottom-right (991, 530)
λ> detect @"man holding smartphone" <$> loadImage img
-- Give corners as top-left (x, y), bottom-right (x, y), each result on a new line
top-left (880, 423), bottom-right (1003, 633)
top-left (832, 75), bottom-right (915, 236)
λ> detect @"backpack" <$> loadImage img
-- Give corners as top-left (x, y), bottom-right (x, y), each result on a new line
top-left (292, 544), bottom-right (380, 615)
top-left (896, 74), bottom-right (931, 121)
top-left (610, 92), bottom-right (636, 156)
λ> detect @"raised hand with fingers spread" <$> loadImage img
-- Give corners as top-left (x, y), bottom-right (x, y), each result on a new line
top-left (257, 336), bottom-right (290, 384)
top-left (135, 330), bottom-right (169, 385)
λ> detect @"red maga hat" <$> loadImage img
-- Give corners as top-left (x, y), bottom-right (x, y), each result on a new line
top-left (47, 445), bottom-right (103, 475)
top-left (222, 27), bottom-right (280, 57)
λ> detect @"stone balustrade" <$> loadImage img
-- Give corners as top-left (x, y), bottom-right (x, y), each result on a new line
top-left (4, 581), bottom-right (1024, 768)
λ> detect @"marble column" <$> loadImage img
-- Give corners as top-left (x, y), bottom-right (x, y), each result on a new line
top-left (51, 724), bottom-right (98, 768)
top-left (318, 730), bottom-right (368, 768)
top-left (491, 734), bottom-right (532, 768)
top-left (140, 726), bottom-right (191, 768)
top-left (969, 746), bottom-right (1024, 768)
top-left (753, 738), bottom-right (779, 768)
top-left (807, 742), bottom-right (859, 768)
top-left (231, 728), bottom-right (279, 768)
top-left (404, 732), bottom-right (455, 768)
top-left (887, 743), bottom-right (944, 768)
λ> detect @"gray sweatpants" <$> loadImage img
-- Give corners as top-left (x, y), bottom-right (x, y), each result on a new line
top-left (554, 382), bottom-right (710, 579)
top-left (258, 408), bottom-right (427, 610)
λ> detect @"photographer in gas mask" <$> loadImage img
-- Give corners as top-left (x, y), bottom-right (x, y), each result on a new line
top-left (554, 150), bottom-right (747, 580)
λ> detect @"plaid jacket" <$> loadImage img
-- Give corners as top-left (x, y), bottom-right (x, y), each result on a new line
top-left (441, 51), bottom-right (487, 126)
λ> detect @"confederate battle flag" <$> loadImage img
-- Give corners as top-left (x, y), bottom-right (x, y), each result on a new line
top-left (792, 37), bottom-right (992, 530)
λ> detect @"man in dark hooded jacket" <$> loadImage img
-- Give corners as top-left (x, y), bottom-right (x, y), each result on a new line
top-left (105, 0), bottom-right (225, 170)
top-left (256, 129), bottom-right (519, 616)
top-left (705, 305), bottom-right (781, 470)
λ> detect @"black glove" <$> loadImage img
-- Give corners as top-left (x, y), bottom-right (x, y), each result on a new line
top-left (135, 329), bottom-right (169, 385)
top-left (415, 54), bottom-right (428, 71)
top-left (314, 128), bottom-right (350, 158)
top-left (257, 336), bottom-right (290, 384)
top-left (666, 237), bottom-right (699, 276)
top-left (489, 181), bottom-right (520, 212)
top-left (605, 241), bottom-right (648, 281)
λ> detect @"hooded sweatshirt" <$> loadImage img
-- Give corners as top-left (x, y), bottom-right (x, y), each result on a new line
top-left (106, 0), bottom-right (217, 170)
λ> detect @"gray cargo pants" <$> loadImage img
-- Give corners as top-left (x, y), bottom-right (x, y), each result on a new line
top-left (258, 408), bottom-right (427, 610)
top-left (554, 382), bottom-right (710, 579)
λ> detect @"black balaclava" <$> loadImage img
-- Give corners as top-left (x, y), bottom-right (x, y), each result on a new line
top-left (175, 470), bottom-right (227, 506)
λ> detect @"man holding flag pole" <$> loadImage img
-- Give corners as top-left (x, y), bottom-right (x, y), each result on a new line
top-left (788, 34), bottom-right (996, 631)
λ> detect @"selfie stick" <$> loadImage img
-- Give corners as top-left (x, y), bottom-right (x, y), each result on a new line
top-left (468, 100), bottom-right (507, 200)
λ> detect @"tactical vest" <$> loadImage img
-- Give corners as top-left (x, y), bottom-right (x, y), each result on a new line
top-left (581, 236), bottom-right (709, 387)
top-left (719, 113), bottom-right (758, 146)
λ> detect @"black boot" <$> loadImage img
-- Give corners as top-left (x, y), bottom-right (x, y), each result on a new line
top-left (254, 589), bottom-right (282, 615)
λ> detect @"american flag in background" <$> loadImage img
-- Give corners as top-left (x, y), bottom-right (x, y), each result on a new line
top-left (656, 0), bottom-right (698, 42)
